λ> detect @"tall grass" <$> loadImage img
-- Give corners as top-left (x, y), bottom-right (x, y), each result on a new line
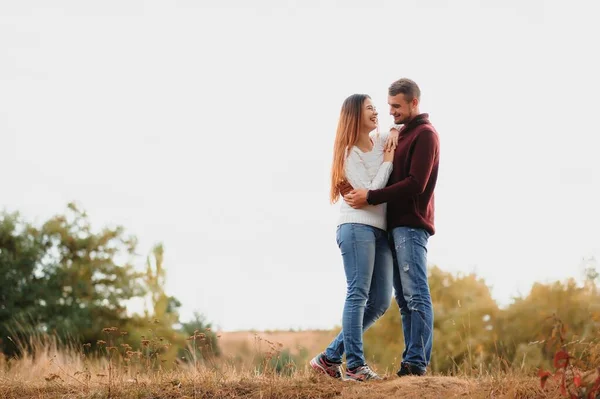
top-left (1, 319), bottom-right (596, 398)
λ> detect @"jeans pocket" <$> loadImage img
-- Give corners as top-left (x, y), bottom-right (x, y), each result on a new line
top-left (408, 228), bottom-right (429, 249)
top-left (350, 223), bottom-right (375, 242)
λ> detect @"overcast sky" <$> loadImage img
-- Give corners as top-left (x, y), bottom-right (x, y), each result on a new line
top-left (2, 0), bottom-right (599, 331)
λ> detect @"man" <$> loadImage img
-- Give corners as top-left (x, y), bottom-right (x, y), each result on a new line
top-left (344, 78), bottom-right (440, 377)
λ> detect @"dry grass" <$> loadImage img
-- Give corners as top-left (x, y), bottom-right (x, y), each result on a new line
top-left (1, 326), bottom-right (585, 398)
top-left (0, 369), bottom-right (562, 399)
top-left (0, 332), bottom-right (564, 399)
top-left (219, 330), bottom-right (336, 358)
top-left (218, 329), bottom-right (336, 370)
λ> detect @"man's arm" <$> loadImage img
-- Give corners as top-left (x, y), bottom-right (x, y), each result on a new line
top-left (367, 129), bottom-right (439, 206)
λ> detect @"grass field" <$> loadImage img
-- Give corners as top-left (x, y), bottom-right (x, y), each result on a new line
top-left (0, 372), bottom-right (558, 399)
top-left (0, 329), bottom-right (583, 398)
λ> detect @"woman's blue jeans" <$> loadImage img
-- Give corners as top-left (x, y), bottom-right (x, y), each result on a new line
top-left (324, 223), bottom-right (393, 369)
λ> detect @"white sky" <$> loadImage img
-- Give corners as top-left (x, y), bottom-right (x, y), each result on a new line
top-left (2, 0), bottom-right (599, 331)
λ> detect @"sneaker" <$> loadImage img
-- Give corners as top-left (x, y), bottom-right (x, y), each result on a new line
top-left (309, 353), bottom-right (342, 379)
top-left (396, 362), bottom-right (426, 377)
top-left (345, 364), bottom-right (382, 381)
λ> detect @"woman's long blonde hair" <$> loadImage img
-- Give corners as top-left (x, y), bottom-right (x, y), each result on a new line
top-left (330, 94), bottom-right (370, 204)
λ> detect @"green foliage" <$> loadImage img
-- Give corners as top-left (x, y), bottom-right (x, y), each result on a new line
top-left (144, 243), bottom-right (181, 324)
top-left (3, 203), bottom-right (599, 377)
top-left (362, 265), bottom-right (600, 376)
top-left (495, 277), bottom-right (600, 371)
top-left (363, 266), bottom-right (498, 374)
top-left (0, 203), bottom-right (219, 364)
top-left (37, 203), bottom-right (145, 346)
top-left (136, 243), bottom-right (185, 366)
top-left (0, 211), bottom-right (48, 354)
top-left (255, 349), bottom-right (300, 376)
top-left (428, 266), bottom-right (499, 374)
top-left (179, 312), bottom-right (221, 362)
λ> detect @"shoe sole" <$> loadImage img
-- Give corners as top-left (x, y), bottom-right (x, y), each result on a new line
top-left (397, 370), bottom-right (426, 377)
top-left (345, 370), bottom-right (382, 382)
top-left (345, 375), bottom-right (382, 382)
top-left (310, 358), bottom-right (340, 379)
top-left (344, 376), bottom-right (363, 382)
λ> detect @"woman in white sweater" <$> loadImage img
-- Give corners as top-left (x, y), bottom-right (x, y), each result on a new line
top-left (310, 94), bottom-right (398, 381)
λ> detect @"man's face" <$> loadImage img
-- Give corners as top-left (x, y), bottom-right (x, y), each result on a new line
top-left (388, 93), bottom-right (417, 124)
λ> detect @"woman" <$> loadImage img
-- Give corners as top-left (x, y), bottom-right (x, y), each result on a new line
top-left (310, 94), bottom-right (398, 381)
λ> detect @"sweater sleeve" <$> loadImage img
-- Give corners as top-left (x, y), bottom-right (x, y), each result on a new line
top-left (344, 149), bottom-right (393, 191)
top-left (375, 130), bottom-right (390, 146)
top-left (368, 129), bottom-right (439, 205)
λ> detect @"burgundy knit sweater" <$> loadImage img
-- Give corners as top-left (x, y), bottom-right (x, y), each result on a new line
top-left (367, 113), bottom-right (440, 235)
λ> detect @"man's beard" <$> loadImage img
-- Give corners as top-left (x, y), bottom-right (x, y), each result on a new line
top-left (395, 115), bottom-right (409, 124)
top-left (395, 107), bottom-right (413, 124)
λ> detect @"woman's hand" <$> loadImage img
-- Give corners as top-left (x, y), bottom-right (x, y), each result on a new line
top-left (383, 146), bottom-right (395, 162)
top-left (337, 180), bottom-right (354, 196)
top-left (385, 128), bottom-right (400, 151)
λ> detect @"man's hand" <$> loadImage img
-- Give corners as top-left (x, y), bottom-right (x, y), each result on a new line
top-left (344, 189), bottom-right (369, 209)
top-left (385, 128), bottom-right (400, 151)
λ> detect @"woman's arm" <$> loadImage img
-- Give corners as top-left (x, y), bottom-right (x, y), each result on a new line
top-left (344, 150), bottom-right (393, 191)
top-left (338, 129), bottom-right (397, 194)
top-left (383, 126), bottom-right (400, 151)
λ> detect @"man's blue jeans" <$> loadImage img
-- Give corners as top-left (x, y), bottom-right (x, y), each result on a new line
top-left (391, 226), bottom-right (433, 372)
top-left (324, 223), bottom-right (393, 369)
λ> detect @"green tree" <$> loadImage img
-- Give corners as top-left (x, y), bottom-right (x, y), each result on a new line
top-left (0, 211), bottom-right (48, 355)
top-left (363, 266), bottom-right (498, 374)
top-left (495, 277), bottom-right (600, 370)
top-left (144, 243), bottom-right (181, 324)
top-left (38, 203), bottom-right (146, 346)
top-left (129, 243), bottom-right (185, 367)
top-left (427, 266), bottom-right (499, 374)
top-left (179, 311), bottom-right (221, 363)
top-left (0, 203), bottom-right (149, 354)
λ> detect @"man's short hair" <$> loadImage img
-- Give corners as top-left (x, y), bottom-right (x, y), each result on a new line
top-left (388, 78), bottom-right (421, 102)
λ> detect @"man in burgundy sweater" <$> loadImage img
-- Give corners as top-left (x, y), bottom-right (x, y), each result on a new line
top-left (344, 78), bottom-right (440, 377)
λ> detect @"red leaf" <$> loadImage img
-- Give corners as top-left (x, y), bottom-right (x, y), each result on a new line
top-left (560, 381), bottom-right (567, 396)
top-left (554, 350), bottom-right (570, 369)
top-left (538, 370), bottom-right (552, 389)
top-left (589, 374), bottom-right (600, 398)
top-left (574, 374), bottom-right (582, 388)
top-left (560, 373), bottom-right (567, 396)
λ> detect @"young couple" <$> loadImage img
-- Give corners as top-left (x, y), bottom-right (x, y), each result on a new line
top-left (310, 78), bottom-right (440, 381)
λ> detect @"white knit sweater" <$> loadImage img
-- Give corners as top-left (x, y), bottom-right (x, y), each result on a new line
top-left (337, 131), bottom-right (393, 231)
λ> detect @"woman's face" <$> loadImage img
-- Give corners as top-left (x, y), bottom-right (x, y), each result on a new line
top-left (361, 97), bottom-right (378, 132)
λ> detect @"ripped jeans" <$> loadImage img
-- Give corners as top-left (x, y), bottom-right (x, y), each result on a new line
top-left (391, 226), bottom-right (433, 372)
